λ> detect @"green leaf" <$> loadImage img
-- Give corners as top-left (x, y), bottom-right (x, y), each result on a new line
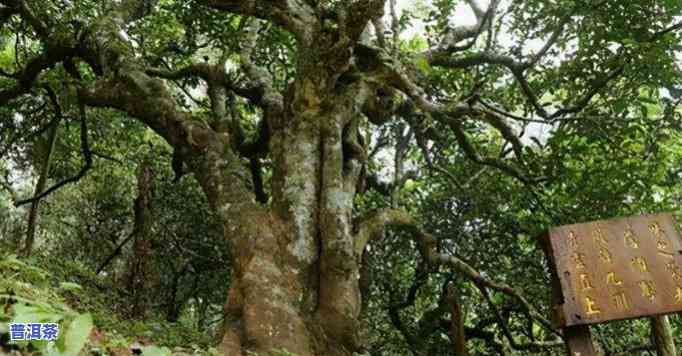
top-left (613, 99), bottom-right (628, 113)
top-left (622, 38), bottom-right (637, 47)
top-left (61, 313), bottom-right (93, 356)
top-left (11, 303), bottom-right (62, 324)
top-left (142, 345), bottom-right (172, 356)
top-left (0, 295), bottom-right (63, 312)
top-left (413, 54), bottom-right (431, 75)
top-left (58, 282), bottom-right (83, 292)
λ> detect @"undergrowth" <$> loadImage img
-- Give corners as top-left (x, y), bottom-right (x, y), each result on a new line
top-left (0, 248), bottom-right (218, 356)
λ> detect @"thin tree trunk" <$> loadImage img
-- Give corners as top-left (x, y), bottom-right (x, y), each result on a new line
top-left (22, 120), bottom-right (59, 257)
top-left (651, 315), bottom-right (676, 356)
top-left (196, 297), bottom-right (208, 332)
top-left (447, 283), bottom-right (469, 356)
top-left (96, 232), bottom-right (135, 274)
top-left (125, 160), bottom-right (154, 318)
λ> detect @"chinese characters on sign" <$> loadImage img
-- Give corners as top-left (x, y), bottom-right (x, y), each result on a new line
top-left (545, 213), bottom-right (682, 327)
top-left (8, 323), bottom-right (59, 342)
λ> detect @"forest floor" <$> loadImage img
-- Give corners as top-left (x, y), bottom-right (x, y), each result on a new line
top-left (0, 251), bottom-right (216, 356)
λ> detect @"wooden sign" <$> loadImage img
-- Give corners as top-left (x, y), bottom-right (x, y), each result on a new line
top-left (543, 213), bottom-right (682, 327)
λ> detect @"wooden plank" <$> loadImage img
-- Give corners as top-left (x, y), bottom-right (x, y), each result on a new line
top-left (564, 325), bottom-right (597, 356)
top-left (538, 232), bottom-right (568, 328)
top-left (545, 213), bottom-right (682, 327)
top-left (542, 234), bottom-right (597, 355)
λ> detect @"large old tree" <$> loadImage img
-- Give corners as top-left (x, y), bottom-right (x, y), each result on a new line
top-left (1, 0), bottom-right (682, 355)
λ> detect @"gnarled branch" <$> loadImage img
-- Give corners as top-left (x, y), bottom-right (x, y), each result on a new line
top-left (0, 45), bottom-right (77, 106)
top-left (354, 208), bottom-right (560, 341)
top-left (201, 0), bottom-right (315, 41)
top-left (345, 0), bottom-right (386, 43)
top-left (15, 101), bottom-right (92, 207)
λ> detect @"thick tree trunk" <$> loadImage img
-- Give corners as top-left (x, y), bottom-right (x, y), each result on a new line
top-left (188, 138), bottom-right (317, 355)
top-left (189, 65), bottom-right (368, 355)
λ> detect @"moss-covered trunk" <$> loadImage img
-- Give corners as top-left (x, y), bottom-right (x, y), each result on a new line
top-left (188, 62), bottom-right (368, 355)
top-left (651, 315), bottom-right (676, 356)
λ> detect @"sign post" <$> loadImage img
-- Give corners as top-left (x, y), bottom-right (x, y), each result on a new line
top-left (541, 213), bottom-right (682, 355)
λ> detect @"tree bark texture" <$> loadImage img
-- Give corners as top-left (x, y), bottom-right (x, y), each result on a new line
top-left (448, 284), bottom-right (469, 356)
top-left (203, 70), bottom-right (370, 356)
top-left (651, 315), bottom-right (677, 356)
top-left (124, 161), bottom-right (155, 319)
